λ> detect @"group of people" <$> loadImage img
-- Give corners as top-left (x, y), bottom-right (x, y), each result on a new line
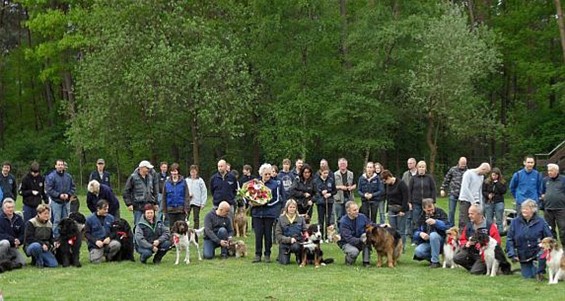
top-left (0, 155), bottom-right (563, 280)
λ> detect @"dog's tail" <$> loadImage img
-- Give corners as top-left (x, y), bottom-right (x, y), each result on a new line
top-left (195, 227), bottom-right (205, 237)
top-left (322, 258), bottom-right (334, 265)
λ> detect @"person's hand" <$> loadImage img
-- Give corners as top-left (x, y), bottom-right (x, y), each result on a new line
top-left (465, 241), bottom-right (472, 248)
top-left (408, 203), bottom-right (413, 211)
top-left (290, 238), bottom-right (296, 244)
top-left (324, 193), bottom-right (331, 198)
top-left (153, 240), bottom-right (160, 247)
top-left (399, 212), bottom-right (405, 217)
top-left (425, 218), bottom-right (436, 225)
top-left (127, 205), bottom-right (133, 211)
top-left (14, 238), bottom-right (21, 247)
top-left (54, 241), bottom-right (60, 249)
top-left (220, 240), bottom-right (229, 247)
top-left (153, 205), bottom-right (159, 211)
top-left (512, 256), bottom-right (519, 263)
top-left (360, 233), bottom-right (367, 243)
top-left (152, 246), bottom-right (158, 253)
top-left (440, 190), bottom-right (446, 197)
top-left (322, 190), bottom-right (327, 195)
top-left (96, 240), bottom-right (104, 248)
top-left (307, 200), bottom-right (312, 206)
top-left (103, 237), bottom-right (111, 245)
top-left (304, 193), bottom-right (310, 198)
top-left (420, 232), bottom-right (429, 241)
top-left (32, 190), bottom-right (39, 195)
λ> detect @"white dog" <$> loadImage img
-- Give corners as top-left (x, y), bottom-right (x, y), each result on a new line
top-left (171, 220), bottom-right (204, 264)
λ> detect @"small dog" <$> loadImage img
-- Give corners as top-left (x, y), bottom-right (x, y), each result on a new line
top-left (365, 224), bottom-right (403, 268)
top-left (227, 240), bottom-right (248, 258)
top-left (540, 237), bottom-right (565, 284)
top-left (443, 227), bottom-right (460, 269)
top-left (234, 207), bottom-right (248, 238)
top-left (300, 224), bottom-right (333, 268)
top-left (55, 217), bottom-right (82, 267)
top-left (326, 225), bottom-right (341, 243)
top-left (110, 218), bottom-right (135, 262)
top-left (171, 220), bottom-right (204, 264)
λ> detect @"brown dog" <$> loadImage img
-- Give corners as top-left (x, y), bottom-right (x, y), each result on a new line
top-left (365, 224), bottom-right (403, 268)
top-left (234, 206), bottom-right (248, 237)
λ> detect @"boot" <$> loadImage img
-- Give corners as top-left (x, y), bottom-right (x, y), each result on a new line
top-left (153, 250), bottom-right (166, 264)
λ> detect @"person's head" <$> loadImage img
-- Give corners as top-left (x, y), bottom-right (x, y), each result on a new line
top-left (1, 161), bottom-right (11, 175)
top-left (417, 161), bottom-right (427, 175)
top-left (338, 158), bottom-right (348, 171)
top-left (2, 198), bottom-right (15, 216)
top-left (319, 167), bottom-right (329, 180)
top-left (243, 164), bottom-right (252, 176)
top-left (320, 159), bottom-right (328, 170)
top-left (523, 155), bottom-right (535, 172)
top-left (217, 159), bottom-right (227, 174)
top-left (96, 199), bottom-right (109, 216)
top-left (96, 158), bottom-right (105, 171)
top-left (226, 163), bottom-right (231, 172)
top-left (216, 201), bottom-right (231, 217)
top-left (422, 198), bottom-right (435, 216)
top-left (489, 167), bottom-right (504, 183)
top-left (29, 161), bottom-right (40, 176)
top-left (295, 159), bottom-right (304, 171)
top-left (365, 161), bottom-right (375, 176)
top-left (407, 158), bottom-right (416, 171)
top-left (468, 203), bottom-right (484, 224)
top-left (374, 162), bottom-right (383, 174)
top-left (380, 169), bottom-right (394, 185)
top-left (284, 199), bottom-right (298, 215)
top-left (55, 159), bottom-right (65, 173)
top-left (160, 162), bottom-right (168, 173)
top-left (143, 203), bottom-right (155, 221)
top-left (190, 165), bottom-right (199, 178)
top-left (271, 165), bottom-right (278, 178)
top-left (547, 163), bottom-right (560, 178)
top-left (259, 163), bottom-right (272, 182)
top-left (299, 164), bottom-right (313, 180)
top-left (458, 157), bottom-right (467, 169)
top-left (477, 163), bottom-right (491, 175)
top-left (87, 180), bottom-right (101, 194)
top-left (138, 160), bottom-right (153, 176)
top-left (345, 201), bottom-right (359, 219)
top-left (520, 199), bottom-right (538, 220)
top-left (169, 163), bottom-right (180, 178)
top-left (282, 159), bottom-right (291, 172)
top-left (35, 204), bottom-right (51, 222)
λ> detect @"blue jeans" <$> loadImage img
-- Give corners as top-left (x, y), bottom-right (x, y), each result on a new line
top-left (448, 195), bottom-right (458, 226)
top-left (376, 200), bottom-right (386, 224)
top-left (334, 203), bottom-right (345, 229)
top-left (51, 201), bottom-right (70, 239)
top-left (414, 232), bottom-right (444, 263)
top-left (203, 227), bottom-right (228, 259)
top-left (26, 243), bottom-right (58, 268)
top-left (484, 202), bottom-right (504, 232)
top-left (23, 204), bottom-right (38, 224)
top-left (411, 204), bottom-right (423, 234)
top-left (388, 211), bottom-right (406, 249)
top-left (405, 209), bottom-right (413, 242)
top-left (133, 210), bottom-right (143, 227)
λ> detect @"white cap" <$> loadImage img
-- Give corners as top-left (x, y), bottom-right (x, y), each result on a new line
top-left (138, 160), bottom-right (154, 169)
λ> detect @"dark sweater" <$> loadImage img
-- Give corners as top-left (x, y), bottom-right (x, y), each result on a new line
top-left (385, 179), bottom-right (410, 213)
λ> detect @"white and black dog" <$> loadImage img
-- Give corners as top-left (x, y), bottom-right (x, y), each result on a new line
top-left (170, 220), bottom-right (204, 264)
top-left (469, 231), bottom-right (512, 276)
top-left (300, 224), bottom-right (333, 268)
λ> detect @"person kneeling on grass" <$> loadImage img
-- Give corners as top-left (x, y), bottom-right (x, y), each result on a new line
top-left (203, 201), bottom-right (234, 260)
top-left (338, 201), bottom-right (375, 267)
top-left (24, 204), bottom-right (57, 268)
top-left (85, 200), bottom-right (121, 263)
top-left (413, 198), bottom-right (449, 268)
top-left (135, 204), bottom-right (171, 264)
top-left (275, 199), bottom-right (307, 265)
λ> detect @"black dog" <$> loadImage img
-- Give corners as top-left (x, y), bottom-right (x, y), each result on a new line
top-left (55, 217), bottom-right (82, 267)
top-left (0, 259), bottom-right (23, 273)
top-left (110, 218), bottom-right (135, 262)
top-left (300, 224), bottom-right (334, 267)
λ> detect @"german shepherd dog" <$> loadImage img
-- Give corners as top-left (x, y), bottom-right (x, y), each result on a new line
top-left (55, 217), bottom-right (82, 267)
top-left (300, 224), bottom-right (334, 268)
top-left (110, 218), bottom-right (135, 262)
top-left (365, 224), bottom-right (403, 268)
top-left (233, 206), bottom-right (248, 238)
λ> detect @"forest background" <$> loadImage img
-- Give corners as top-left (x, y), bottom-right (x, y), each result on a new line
top-left (1, 0), bottom-right (564, 189)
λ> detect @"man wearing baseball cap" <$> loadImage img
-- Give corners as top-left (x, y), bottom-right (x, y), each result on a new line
top-left (124, 160), bottom-right (157, 226)
top-left (89, 158), bottom-right (111, 188)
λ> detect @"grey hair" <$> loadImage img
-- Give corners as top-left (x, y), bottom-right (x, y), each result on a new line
top-left (87, 180), bottom-right (100, 193)
top-left (2, 198), bottom-right (15, 209)
top-left (258, 163), bottom-right (272, 176)
top-left (521, 199), bottom-right (538, 213)
top-left (470, 203), bottom-right (483, 215)
top-left (547, 163), bottom-right (559, 172)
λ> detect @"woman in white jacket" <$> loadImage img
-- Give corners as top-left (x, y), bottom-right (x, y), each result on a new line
top-left (185, 165), bottom-right (208, 229)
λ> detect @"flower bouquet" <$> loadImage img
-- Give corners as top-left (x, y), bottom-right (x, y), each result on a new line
top-left (237, 178), bottom-right (272, 206)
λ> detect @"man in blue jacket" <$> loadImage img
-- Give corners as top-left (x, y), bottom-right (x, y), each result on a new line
top-left (338, 201), bottom-right (373, 267)
top-left (510, 155), bottom-right (543, 212)
top-left (45, 159), bottom-right (76, 239)
top-left (210, 159), bottom-right (238, 211)
top-left (0, 198), bottom-right (26, 266)
top-left (413, 199), bottom-right (449, 268)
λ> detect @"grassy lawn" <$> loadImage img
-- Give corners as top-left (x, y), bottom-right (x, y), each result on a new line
top-left (1, 197), bottom-right (562, 300)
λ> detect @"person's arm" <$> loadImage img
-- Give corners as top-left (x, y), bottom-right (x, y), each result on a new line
top-left (134, 224), bottom-right (153, 249)
top-left (203, 213), bottom-right (221, 244)
top-left (509, 172), bottom-right (518, 199)
top-left (158, 223), bottom-right (171, 244)
top-left (123, 176), bottom-right (134, 207)
top-left (84, 221), bottom-right (100, 247)
top-left (68, 175), bottom-right (76, 196)
top-left (199, 178), bottom-right (208, 207)
top-left (184, 182), bottom-right (191, 213)
top-left (440, 169), bottom-right (452, 192)
top-left (429, 176), bottom-right (436, 201)
top-left (86, 193), bottom-right (97, 213)
top-left (505, 221), bottom-right (516, 259)
top-left (357, 176), bottom-right (365, 198)
top-left (11, 175), bottom-right (18, 202)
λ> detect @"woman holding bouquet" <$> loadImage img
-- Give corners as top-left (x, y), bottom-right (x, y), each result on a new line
top-left (289, 164), bottom-right (315, 219)
top-left (251, 163), bottom-right (283, 263)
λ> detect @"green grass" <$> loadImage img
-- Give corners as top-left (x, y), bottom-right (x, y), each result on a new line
top-left (1, 197), bottom-right (563, 300)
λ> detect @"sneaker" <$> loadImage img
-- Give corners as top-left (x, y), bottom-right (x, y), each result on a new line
top-left (429, 262), bottom-right (441, 269)
top-left (252, 256), bottom-right (261, 263)
top-left (264, 256), bottom-right (271, 263)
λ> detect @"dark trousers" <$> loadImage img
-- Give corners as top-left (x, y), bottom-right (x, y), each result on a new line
top-left (459, 201), bottom-right (471, 229)
top-left (278, 242), bottom-right (302, 265)
top-left (252, 217), bottom-right (275, 257)
top-left (187, 205), bottom-right (202, 229)
top-left (317, 203), bottom-right (334, 239)
top-left (166, 212), bottom-right (187, 227)
top-left (544, 209), bottom-right (565, 248)
top-left (453, 247), bottom-right (486, 275)
top-left (360, 201), bottom-right (378, 223)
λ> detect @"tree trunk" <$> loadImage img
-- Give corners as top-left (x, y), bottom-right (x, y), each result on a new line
top-left (339, 0), bottom-right (351, 69)
top-left (554, 0), bottom-right (565, 63)
top-left (467, 0), bottom-right (476, 27)
top-left (426, 112), bottom-right (437, 176)
top-left (191, 113), bottom-right (200, 166)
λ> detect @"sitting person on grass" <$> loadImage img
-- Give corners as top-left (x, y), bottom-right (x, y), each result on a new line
top-left (24, 204), bottom-right (57, 268)
top-left (413, 198), bottom-right (449, 268)
top-left (85, 200), bottom-right (121, 263)
top-left (203, 201), bottom-right (234, 260)
top-left (275, 199), bottom-right (307, 265)
top-left (134, 204), bottom-right (171, 264)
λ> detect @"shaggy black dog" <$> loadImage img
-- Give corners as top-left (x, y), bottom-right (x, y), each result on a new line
top-left (110, 218), bottom-right (135, 262)
top-left (68, 212), bottom-right (86, 225)
top-left (55, 217), bottom-right (82, 267)
top-left (0, 260), bottom-right (23, 273)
